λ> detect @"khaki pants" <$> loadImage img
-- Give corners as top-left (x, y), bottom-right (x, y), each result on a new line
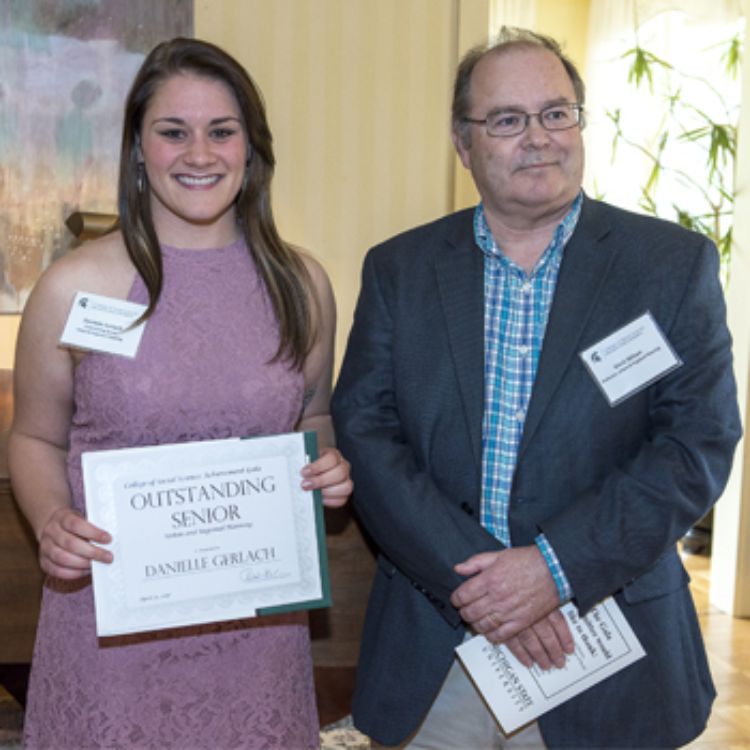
top-left (372, 656), bottom-right (546, 749)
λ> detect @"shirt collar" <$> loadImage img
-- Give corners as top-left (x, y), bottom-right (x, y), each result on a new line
top-left (473, 191), bottom-right (583, 274)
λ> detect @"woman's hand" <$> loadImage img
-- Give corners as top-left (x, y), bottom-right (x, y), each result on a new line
top-left (38, 507), bottom-right (113, 580)
top-left (300, 447), bottom-right (352, 508)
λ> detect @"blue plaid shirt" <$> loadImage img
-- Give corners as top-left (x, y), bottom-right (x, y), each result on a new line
top-left (476, 193), bottom-right (582, 602)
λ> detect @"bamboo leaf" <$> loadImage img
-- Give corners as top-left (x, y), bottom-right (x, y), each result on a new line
top-left (610, 25), bottom-right (738, 279)
top-left (644, 161), bottom-right (661, 194)
top-left (679, 126), bottom-right (711, 142)
top-left (707, 124), bottom-right (737, 174)
top-left (655, 130), bottom-right (669, 156)
top-left (605, 108), bottom-right (621, 128)
top-left (717, 185), bottom-right (734, 203)
top-left (674, 208), bottom-right (696, 231)
top-left (606, 108), bottom-right (622, 161)
top-left (719, 227), bottom-right (733, 265)
top-left (671, 204), bottom-right (716, 238)
top-left (639, 189), bottom-right (657, 215)
top-left (721, 35), bottom-right (743, 79)
top-left (622, 46), bottom-right (672, 91)
top-left (667, 87), bottom-right (682, 114)
top-left (645, 132), bottom-right (668, 193)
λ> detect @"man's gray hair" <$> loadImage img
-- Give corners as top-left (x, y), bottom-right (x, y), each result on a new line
top-left (452, 27), bottom-right (586, 147)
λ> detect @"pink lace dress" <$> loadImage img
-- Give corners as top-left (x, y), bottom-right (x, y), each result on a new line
top-left (22, 240), bottom-right (319, 749)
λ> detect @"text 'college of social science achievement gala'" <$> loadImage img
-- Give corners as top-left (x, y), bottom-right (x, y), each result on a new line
top-left (82, 432), bottom-right (330, 636)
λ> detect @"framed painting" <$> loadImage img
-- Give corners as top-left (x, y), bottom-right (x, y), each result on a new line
top-left (0, 0), bottom-right (193, 312)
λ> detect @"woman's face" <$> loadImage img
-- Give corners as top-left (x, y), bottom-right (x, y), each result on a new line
top-left (139, 73), bottom-right (248, 246)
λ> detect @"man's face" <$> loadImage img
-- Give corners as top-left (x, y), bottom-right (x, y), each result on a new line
top-left (454, 45), bottom-right (584, 230)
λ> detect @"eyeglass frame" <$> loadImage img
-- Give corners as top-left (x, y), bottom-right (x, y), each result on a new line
top-left (461, 102), bottom-right (585, 138)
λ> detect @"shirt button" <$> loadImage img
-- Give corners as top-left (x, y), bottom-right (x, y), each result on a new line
top-left (518, 345), bottom-right (530, 356)
top-left (515, 409), bottom-right (525, 422)
top-left (521, 282), bottom-right (532, 294)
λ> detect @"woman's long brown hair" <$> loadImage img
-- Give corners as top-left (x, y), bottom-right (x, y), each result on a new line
top-left (118, 37), bottom-right (314, 369)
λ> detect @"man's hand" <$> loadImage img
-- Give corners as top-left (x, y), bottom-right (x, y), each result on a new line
top-left (502, 610), bottom-right (574, 669)
top-left (451, 545), bottom-right (574, 668)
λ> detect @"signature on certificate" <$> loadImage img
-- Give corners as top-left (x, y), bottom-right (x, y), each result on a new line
top-left (239, 567), bottom-right (290, 584)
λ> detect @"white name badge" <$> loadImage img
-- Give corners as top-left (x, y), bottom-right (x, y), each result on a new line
top-left (60, 291), bottom-right (147, 358)
top-left (579, 312), bottom-right (682, 406)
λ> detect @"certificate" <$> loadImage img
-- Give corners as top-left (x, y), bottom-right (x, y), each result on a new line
top-left (82, 431), bottom-right (330, 637)
top-left (456, 597), bottom-right (645, 735)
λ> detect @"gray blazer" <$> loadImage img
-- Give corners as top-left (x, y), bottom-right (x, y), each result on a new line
top-left (331, 196), bottom-right (741, 748)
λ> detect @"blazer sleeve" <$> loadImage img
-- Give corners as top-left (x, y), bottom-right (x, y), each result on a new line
top-left (331, 247), bottom-right (503, 619)
top-left (540, 236), bottom-right (742, 613)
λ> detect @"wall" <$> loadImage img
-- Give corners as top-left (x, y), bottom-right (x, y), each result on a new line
top-left (195, 0), bottom-right (592, 361)
top-left (710, 13), bottom-right (750, 617)
top-left (536, 0), bottom-right (589, 61)
top-left (0, 0), bottom-right (591, 371)
top-left (195, 0), bottom-right (459, 368)
top-left (0, 317), bottom-right (19, 370)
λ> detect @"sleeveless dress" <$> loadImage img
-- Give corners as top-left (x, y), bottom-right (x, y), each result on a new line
top-left (23, 240), bottom-right (320, 749)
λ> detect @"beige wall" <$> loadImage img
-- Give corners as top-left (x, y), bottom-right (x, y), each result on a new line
top-left (710, 14), bottom-right (750, 617)
top-left (0, 317), bottom-right (19, 370)
top-left (0, 0), bottom-right (591, 371)
top-left (196, 0), bottom-right (592, 364)
top-left (2, 0), bottom-right (464, 371)
top-left (536, 0), bottom-right (589, 62)
top-left (196, 0), bottom-right (459, 368)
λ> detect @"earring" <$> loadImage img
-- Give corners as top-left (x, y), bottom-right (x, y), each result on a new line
top-left (137, 163), bottom-right (145, 194)
top-left (241, 153), bottom-right (252, 193)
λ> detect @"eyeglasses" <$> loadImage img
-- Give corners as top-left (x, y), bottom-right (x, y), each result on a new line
top-left (462, 103), bottom-right (584, 138)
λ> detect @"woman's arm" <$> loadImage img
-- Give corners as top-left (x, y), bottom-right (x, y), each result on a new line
top-left (295, 254), bottom-right (351, 507)
top-left (9, 256), bottom-right (112, 579)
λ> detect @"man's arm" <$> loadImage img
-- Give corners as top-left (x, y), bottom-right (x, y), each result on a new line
top-left (449, 232), bottom-right (739, 664)
top-left (543, 236), bottom-right (740, 613)
top-left (461, 236), bottom-right (740, 619)
top-left (332, 248), bottom-right (503, 615)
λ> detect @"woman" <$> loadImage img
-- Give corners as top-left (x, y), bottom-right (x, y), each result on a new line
top-left (10, 37), bottom-right (352, 749)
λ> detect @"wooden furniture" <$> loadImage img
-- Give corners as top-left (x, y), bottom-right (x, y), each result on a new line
top-left (0, 369), bottom-right (44, 663)
top-left (311, 506), bottom-right (375, 668)
top-left (311, 506), bottom-right (375, 724)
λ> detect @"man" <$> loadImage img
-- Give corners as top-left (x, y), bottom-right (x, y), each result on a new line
top-left (331, 27), bottom-right (741, 749)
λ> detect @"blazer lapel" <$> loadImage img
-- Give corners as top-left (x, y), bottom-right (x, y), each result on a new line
top-left (434, 215), bottom-right (485, 473)
top-left (518, 199), bottom-right (618, 459)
